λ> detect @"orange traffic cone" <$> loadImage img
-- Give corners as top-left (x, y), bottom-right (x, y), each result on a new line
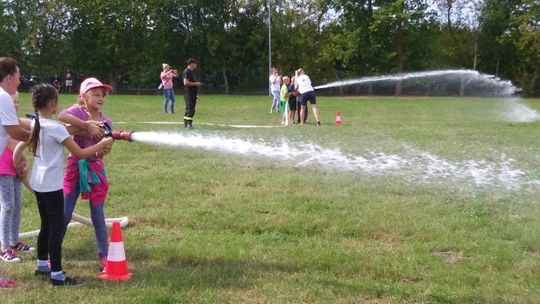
top-left (335, 111), bottom-right (342, 126)
top-left (99, 221), bottom-right (132, 281)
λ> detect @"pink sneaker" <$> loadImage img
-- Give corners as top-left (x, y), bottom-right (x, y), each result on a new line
top-left (11, 242), bottom-right (35, 253)
top-left (0, 275), bottom-right (16, 288)
top-left (1, 249), bottom-right (21, 263)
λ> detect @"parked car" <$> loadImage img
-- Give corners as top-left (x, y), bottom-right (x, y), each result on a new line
top-left (19, 75), bottom-right (42, 91)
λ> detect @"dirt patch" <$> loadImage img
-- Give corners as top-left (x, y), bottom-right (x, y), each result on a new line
top-left (525, 245), bottom-right (540, 256)
top-left (375, 233), bottom-right (401, 253)
top-left (433, 250), bottom-right (465, 265)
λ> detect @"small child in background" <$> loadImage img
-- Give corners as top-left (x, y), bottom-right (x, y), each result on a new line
top-left (14, 83), bottom-right (113, 286)
top-left (280, 76), bottom-right (290, 125)
top-left (0, 92), bottom-right (33, 263)
top-left (288, 76), bottom-right (298, 124)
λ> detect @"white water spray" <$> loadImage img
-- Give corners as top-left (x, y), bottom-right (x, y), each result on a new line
top-left (314, 69), bottom-right (519, 96)
top-left (315, 69), bottom-right (539, 122)
top-left (500, 99), bottom-right (540, 123)
top-left (130, 131), bottom-right (539, 193)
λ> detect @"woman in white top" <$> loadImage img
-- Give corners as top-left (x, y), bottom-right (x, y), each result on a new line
top-left (0, 58), bottom-right (30, 153)
top-left (295, 68), bottom-right (320, 126)
top-left (269, 67), bottom-right (282, 113)
top-left (0, 57), bottom-right (30, 288)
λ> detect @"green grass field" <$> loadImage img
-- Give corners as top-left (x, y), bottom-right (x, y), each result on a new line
top-left (1, 93), bottom-right (540, 303)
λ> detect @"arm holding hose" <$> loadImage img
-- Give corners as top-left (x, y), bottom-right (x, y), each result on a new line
top-left (58, 111), bottom-right (104, 140)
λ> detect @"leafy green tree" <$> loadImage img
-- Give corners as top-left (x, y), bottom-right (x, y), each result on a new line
top-left (504, 0), bottom-right (540, 94)
top-left (478, 0), bottom-right (521, 79)
top-left (66, 0), bottom-right (158, 91)
top-left (0, 0), bottom-right (539, 95)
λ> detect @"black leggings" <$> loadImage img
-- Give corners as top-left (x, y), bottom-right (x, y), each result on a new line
top-left (35, 190), bottom-right (66, 272)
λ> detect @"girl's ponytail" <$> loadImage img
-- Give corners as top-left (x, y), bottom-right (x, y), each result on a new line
top-left (28, 84), bottom-right (57, 156)
top-left (28, 113), bottom-right (40, 156)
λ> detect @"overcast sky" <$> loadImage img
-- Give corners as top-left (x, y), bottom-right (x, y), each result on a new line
top-left (428, 0), bottom-right (484, 28)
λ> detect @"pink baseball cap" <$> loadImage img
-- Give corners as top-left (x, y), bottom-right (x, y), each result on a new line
top-left (79, 77), bottom-right (113, 96)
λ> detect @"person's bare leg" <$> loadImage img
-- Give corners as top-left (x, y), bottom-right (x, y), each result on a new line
top-left (312, 105), bottom-right (320, 124)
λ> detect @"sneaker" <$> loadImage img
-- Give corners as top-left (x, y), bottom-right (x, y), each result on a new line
top-left (99, 258), bottom-right (107, 273)
top-left (50, 276), bottom-right (79, 287)
top-left (1, 249), bottom-right (21, 263)
top-left (0, 275), bottom-right (16, 288)
top-left (11, 242), bottom-right (35, 253)
top-left (316, 121), bottom-right (321, 126)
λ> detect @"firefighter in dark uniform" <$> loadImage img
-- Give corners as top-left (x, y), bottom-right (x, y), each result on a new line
top-left (182, 58), bottom-right (202, 129)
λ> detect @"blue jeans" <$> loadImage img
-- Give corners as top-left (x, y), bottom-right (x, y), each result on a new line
top-left (0, 175), bottom-right (22, 251)
top-left (63, 183), bottom-right (108, 259)
top-left (270, 90), bottom-right (280, 111)
top-left (163, 88), bottom-right (175, 113)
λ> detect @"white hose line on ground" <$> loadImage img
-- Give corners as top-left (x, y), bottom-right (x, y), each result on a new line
top-left (115, 121), bottom-right (279, 128)
top-left (18, 179), bottom-right (129, 239)
top-left (19, 213), bottom-right (129, 239)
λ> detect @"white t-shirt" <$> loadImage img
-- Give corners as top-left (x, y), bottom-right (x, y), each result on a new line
top-left (0, 87), bottom-right (20, 153)
top-left (29, 119), bottom-right (70, 192)
top-left (269, 75), bottom-right (281, 92)
top-left (296, 74), bottom-right (314, 94)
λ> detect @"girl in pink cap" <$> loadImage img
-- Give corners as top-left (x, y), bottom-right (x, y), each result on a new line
top-left (58, 77), bottom-right (115, 272)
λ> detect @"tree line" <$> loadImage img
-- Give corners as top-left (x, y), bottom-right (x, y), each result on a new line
top-left (0, 0), bottom-right (538, 96)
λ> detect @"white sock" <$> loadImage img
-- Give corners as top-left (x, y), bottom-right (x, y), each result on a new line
top-left (51, 271), bottom-right (65, 281)
top-left (37, 259), bottom-right (48, 267)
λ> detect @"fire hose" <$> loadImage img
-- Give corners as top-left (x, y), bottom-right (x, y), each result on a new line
top-left (19, 124), bottom-right (134, 239)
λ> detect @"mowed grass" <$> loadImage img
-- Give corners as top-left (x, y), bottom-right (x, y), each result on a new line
top-left (1, 93), bottom-right (540, 303)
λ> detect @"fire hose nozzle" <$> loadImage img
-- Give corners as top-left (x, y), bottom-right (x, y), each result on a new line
top-left (111, 130), bottom-right (134, 142)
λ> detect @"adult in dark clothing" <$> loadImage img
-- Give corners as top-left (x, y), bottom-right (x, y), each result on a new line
top-left (52, 75), bottom-right (61, 92)
top-left (182, 58), bottom-right (202, 129)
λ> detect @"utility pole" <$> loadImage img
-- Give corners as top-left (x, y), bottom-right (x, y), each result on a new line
top-left (268, 0), bottom-right (272, 95)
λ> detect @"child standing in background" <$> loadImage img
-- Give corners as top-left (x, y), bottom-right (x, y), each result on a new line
top-left (288, 77), bottom-right (298, 124)
top-left (280, 76), bottom-right (290, 125)
top-left (58, 77), bottom-right (114, 273)
top-left (0, 92), bottom-right (33, 264)
top-left (14, 83), bottom-right (113, 286)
